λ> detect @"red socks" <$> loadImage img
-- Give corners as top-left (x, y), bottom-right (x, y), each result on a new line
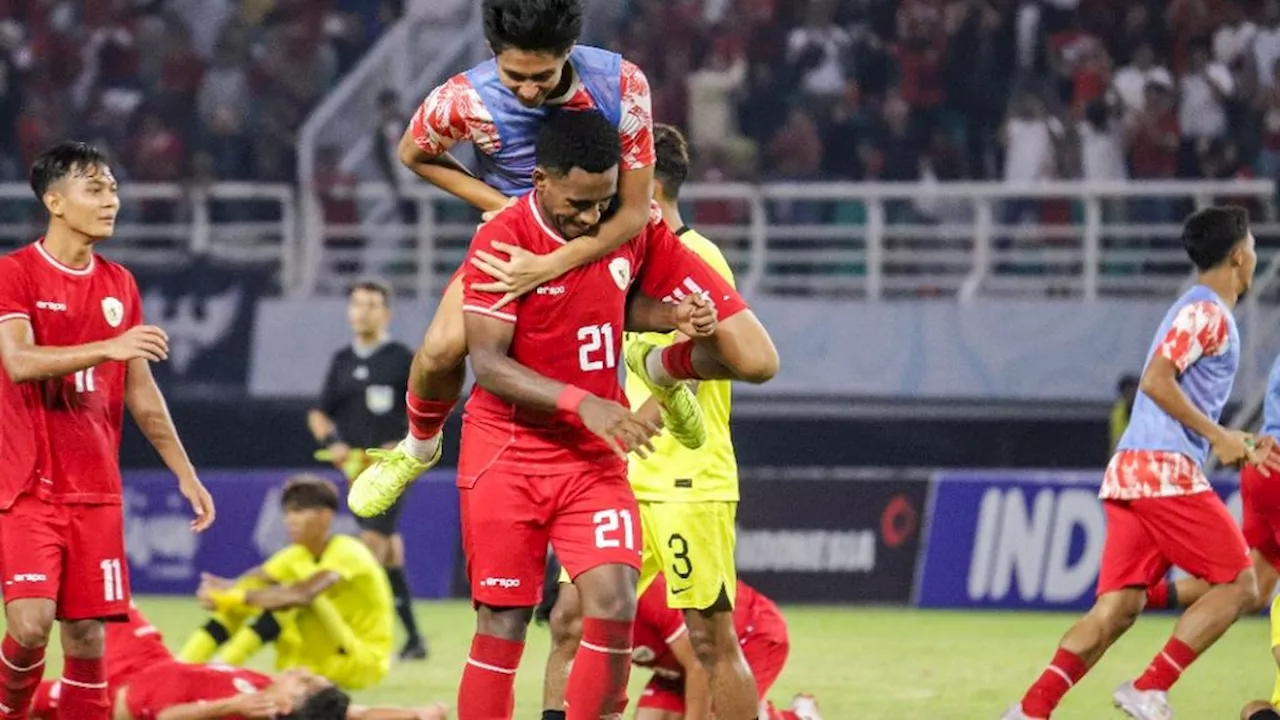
top-left (565, 618), bottom-right (633, 720)
top-left (406, 392), bottom-right (455, 440)
top-left (764, 703), bottom-right (800, 720)
top-left (0, 635), bottom-right (46, 719)
top-left (457, 634), bottom-right (523, 720)
top-left (659, 342), bottom-right (699, 381)
top-left (1134, 637), bottom-right (1198, 692)
top-left (57, 656), bottom-right (108, 719)
top-left (1021, 648), bottom-right (1088, 718)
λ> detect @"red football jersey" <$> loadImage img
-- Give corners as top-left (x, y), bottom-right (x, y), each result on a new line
top-left (106, 604), bottom-right (173, 688)
top-left (459, 194), bottom-right (703, 478)
top-left (632, 575), bottom-right (778, 678)
top-left (124, 661), bottom-right (272, 720)
top-left (0, 241), bottom-right (142, 506)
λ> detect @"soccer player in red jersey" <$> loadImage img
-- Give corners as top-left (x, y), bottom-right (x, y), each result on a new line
top-left (351, 0), bottom-right (779, 518)
top-left (548, 575), bottom-right (821, 720)
top-left (29, 604), bottom-right (446, 720)
top-left (452, 109), bottom-right (745, 720)
top-left (0, 142), bottom-right (215, 720)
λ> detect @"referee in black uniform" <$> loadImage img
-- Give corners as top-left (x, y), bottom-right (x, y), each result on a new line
top-left (307, 278), bottom-right (427, 660)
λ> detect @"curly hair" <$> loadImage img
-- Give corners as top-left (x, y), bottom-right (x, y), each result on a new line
top-left (535, 110), bottom-right (620, 177)
top-left (483, 0), bottom-right (582, 55)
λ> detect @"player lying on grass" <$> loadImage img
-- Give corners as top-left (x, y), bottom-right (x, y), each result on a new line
top-left (29, 604), bottom-right (446, 720)
top-left (543, 574), bottom-right (821, 720)
top-left (540, 124), bottom-right (759, 720)
top-left (178, 475), bottom-right (395, 691)
top-left (1006, 206), bottom-right (1270, 720)
top-left (348, 0), bottom-right (779, 520)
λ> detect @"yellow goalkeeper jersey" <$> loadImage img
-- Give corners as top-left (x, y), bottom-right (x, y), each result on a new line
top-left (625, 226), bottom-right (739, 503)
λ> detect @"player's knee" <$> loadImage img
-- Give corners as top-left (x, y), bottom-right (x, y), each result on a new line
top-left (549, 602), bottom-right (582, 650)
top-left (582, 583), bottom-right (636, 622)
top-left (1234, 574), bottom-right (1263, 616)
top-left (5, 605), bottom-right (55, 649)
top-left (1092, 597), bottom-right (1141, 638)
top-left (687, 624), bottom-right (718, 670)
top-left (476, 605), bottom-right (534, 642)
top-left (59, 619), bottom-right (105, 657)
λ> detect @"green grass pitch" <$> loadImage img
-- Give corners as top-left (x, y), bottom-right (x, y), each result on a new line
top-left (8, 597), bottom-right (1277, 718)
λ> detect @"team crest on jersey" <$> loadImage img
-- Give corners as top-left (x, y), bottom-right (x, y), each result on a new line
top-left (232, 677), bottom-right (258, 694)
top-left (608, 257), bottom-right (632, 291)
top-left (101, 297), bottom-right (124, 328)
top-left (365, 385), bottom-right (394, 415)
top-left (632, 645), bottom-right (656, 664)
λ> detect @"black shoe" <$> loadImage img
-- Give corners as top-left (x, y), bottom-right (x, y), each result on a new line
top-left (399, 637), bottom-right (428, 661)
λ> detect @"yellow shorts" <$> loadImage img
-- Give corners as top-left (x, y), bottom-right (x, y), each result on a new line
top-left (273, 609), bottom-right (389, 691)
top-left (557, 501), bottom-right (738, 611)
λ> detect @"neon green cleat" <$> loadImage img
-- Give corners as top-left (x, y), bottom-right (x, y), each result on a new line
top-left (347, 439), bottom-right (442, 517)
top-left (625, 340), bottom-right (706, 450)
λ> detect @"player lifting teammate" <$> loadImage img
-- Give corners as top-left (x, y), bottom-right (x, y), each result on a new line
top-left (348, 0), bottom-right (779, 520)
top-left (0, 142), bottom-right (215, 719)
top-left (541, 125), bottom-right (762, 720)
top-left (451, 110), bottom-right (754, 719)
top-left (1005, 206), bottom-right (1269, 720)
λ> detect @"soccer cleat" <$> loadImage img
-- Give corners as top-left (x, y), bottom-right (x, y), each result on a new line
top-left (398, 637), bottom-right (428, 661)
top-left (1000, 704), bottom-right (1045, 720)
top-left (347, 438), bottom-right (442, 517)
top-left (624, 340), bottom-right (705, 449)
top-left (1113, 680), bottom-right (1174, 720)
top-left (791, 694), bottom-right (824, 720)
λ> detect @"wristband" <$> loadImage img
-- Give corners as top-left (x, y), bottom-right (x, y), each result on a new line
top-left (556, 385), bottom-right (590, 414)
top-left (320, 431), bottom-right (342, 448)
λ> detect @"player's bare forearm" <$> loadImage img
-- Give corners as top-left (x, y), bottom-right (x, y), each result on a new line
top-left (246, 570), bottom-right (340, 610)
top-left (154, 698), bottom-right (242, 720)
top-left (1140, 355), bottom-right (1225, 442)
top-left (670, 634), bottom-right (712, 720)
top-left (307, 408), bottom-right (337, 443)
top-left (545, 165), bottom-right (654, 274)
top-left (625, 293), bottom-right (680, 332)
top-left (635, 397), bottom-right (663, 427)
top-left (126, 359), bottom-right (197, 481)
top-left (466, 314), bottom-right (570, 413)
top-left (0, 318), bottom-right (110, 382)
top-left (348, 707), bottom-right (437, 720)
top-left (396, 132), bottom-right (509, 213)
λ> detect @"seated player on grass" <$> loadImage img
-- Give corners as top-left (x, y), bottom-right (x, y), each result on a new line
top-left (177, 474), bottom-right (395, 691)
top-left (544, 574), bottom-right (822, 720)
top-left (30, 603), bottom-right (446, 719)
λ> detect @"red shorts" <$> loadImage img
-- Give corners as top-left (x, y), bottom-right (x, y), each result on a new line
top-left (459, 468), bottom-right (641, 607)
top-left (1097, 492), bottom-right (1250, 595)
top-left (1241, 464), bottom-right (1280, 567)
top-left (637, 614), bottom-right (790, 713)
top-left (0, 494), bottom-right (129, 620)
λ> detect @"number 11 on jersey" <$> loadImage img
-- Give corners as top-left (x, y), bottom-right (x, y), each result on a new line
top-left (74, 367), bottom-right (96, 393)
top-left (101, 558), bottom-right (123, 602)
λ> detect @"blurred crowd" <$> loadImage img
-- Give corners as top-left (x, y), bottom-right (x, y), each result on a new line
top-left (0, 0), bottom-right (402, 185)
top-left (589, 0), bottom-right (1280, 200)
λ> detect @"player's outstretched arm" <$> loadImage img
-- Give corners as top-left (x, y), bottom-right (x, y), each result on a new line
top-left (243, 570), bottom-right (341, 611)
top-left (348, 704), bottom-right (448, 720)
top-left (626, 293), bottom-right (717, 337)
top-left (126, 358), bottom-right (215, 531)
top-left (667, 631), bottom-right (713, 720)
top-left (397, 127), bottom-right (511, 214)
top-left (152, 692), bottom-right (280, 720)
top-left (0, 318), bottom-right (167, 383)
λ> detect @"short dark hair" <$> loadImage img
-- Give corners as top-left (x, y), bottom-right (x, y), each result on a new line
top-left (483, 0), bottom-right (581, 55)
top-left (281, 686), bottom-right (350, 720)
top-left (654, 124), bottom-right (691, 201)
top-left (1182, 206), bottom-right (1250, 271)
top-left (280, 474), bottom-right (339, 512)
top-left (348, 278), bottom-right (392, 305)
top-left (535, 110), bottom-right (620, 177)
top-left (29, 142), bottom-right (110, 200)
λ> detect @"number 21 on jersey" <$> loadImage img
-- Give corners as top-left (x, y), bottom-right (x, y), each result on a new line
top-left (578, 323), bottom-right (616, 372)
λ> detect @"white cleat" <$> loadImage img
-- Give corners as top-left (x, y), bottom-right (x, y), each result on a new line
top-left (1113, 680), bottom-right (1174, 720)
top-left (791, 694), bottom-right (824, 720)
top-left (1001, 704), bottom-right (1045, 720)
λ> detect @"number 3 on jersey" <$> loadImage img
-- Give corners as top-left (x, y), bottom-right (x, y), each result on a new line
top-left (578, 323), bottom-right (616, 371)
top-left (100, 558), bottom-right (124, 602)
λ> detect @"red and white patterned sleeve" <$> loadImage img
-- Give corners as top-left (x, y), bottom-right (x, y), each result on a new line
top-left (1156, 300), bottom-right (1231, 373)
top-left (618, 60), bottom-right (655, 170)
top-left (408, 75), bottom-right (499, 157)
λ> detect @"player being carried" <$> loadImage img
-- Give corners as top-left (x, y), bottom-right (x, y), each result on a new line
top-left (0, 142), bottom-right (216, 719)
top-left (178, 475), bottom-right (395, 693)
top-left (449, 109), bottom-right (756, 719)
top-left (348, 0), bottom-right (779, 518)
top-left (1005, 206), bottom-right (1270, 720)
top-left (30, 603), bottom-right (446, 720)
top-left (539, 124), bottom-right (768, 720)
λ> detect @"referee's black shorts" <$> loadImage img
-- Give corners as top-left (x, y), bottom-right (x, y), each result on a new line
top-left (354, 493), bottom-right (406, 536)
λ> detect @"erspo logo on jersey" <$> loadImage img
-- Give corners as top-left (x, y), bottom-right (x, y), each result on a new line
top-left (914, 471), bottom-right (1244, 610)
